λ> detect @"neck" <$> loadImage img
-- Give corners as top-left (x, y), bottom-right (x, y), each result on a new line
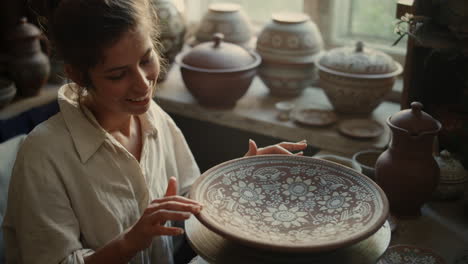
top-left (83, 97), bottom-right (134, 136)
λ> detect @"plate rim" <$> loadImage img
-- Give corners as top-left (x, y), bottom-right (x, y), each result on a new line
top-left (190, 154), bottom-right (390, 253)
top-left (291, 108), bottom-right (337, 126)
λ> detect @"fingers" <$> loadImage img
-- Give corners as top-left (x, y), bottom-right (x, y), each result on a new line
top-left (150, 195), bottom-right (201, 207)
top-left (145, 200), bottom-right (202, 215)
top-left (164, 176), bottom-right (178, 197)
top-left (155, 226), bottom-right (185, 236)
top-left (244, 139), bottom-right (258, 157)
top-left (245, 139), bottom-right (307, 157)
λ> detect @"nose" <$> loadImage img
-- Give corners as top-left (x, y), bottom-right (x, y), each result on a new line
top-left (133, 67), bottom-right (151, 92)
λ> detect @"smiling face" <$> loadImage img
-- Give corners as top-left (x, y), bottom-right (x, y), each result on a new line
top-left (86, 25), bottom-right (160, 120)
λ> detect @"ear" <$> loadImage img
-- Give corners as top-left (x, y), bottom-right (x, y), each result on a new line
top-left (64, 64), bottom-right (87, 87)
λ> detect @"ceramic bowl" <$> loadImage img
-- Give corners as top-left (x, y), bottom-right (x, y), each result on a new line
top-left (352, 149), bottom-right (384, 180)
top-left (317, 42), bottom-right (403, 114)
top-left (256, 12), bottom-right (323, 97)
top-left (194, 3), bottom-right (253, 46)
top-left (315, 154), bottom-right (362, 173)
top-left (190, 155), bottom-right (389, 253)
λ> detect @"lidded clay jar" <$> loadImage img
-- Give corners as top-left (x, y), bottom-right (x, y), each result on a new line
top-left (255, 12), bottom-right (323, 97)
top-left (375, 102), bottom-right (442, 218)
top-left (317, 41), bottom-right (402, 114)
top-left (176, 33), bottom-right (261, 108)
top-left (433, 150), bottom-right (468, 200)
top-left (182, 33), bottom-right (256, 70)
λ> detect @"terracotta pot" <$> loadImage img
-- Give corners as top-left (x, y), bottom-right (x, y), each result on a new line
top-left (352, 149), bottom-right (383, 181)
top-left (153, 0), bottom-right (186, 82)
top-left (176, 33), bottom-right (261, 109)
top-left (194, 3), bottom-right (252, 47)
top-left (317, 42), bottom-right (402, 114)
top-left (375, 102), bottom-right (442, 218)
top-left (256, 12), bottom-right (323, 97)
top-left (8, 17), bottom-right (50, 97)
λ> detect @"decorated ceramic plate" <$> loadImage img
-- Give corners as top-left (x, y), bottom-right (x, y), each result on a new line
top-left (338, 119), bottom-right (384, 139)
top-left (190, 155), bottom-right (389, 252)
top-left (377, 245), bottom-right (446, 264)
top-left (292, 108), bottom-right (337, 126)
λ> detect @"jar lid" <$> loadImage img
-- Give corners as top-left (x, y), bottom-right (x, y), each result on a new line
top-left (389, 102), bottom-right (441, 135)
top-left (10, 17), bottom-right (41, 40)
top-left (318, 41), bottom-right (400, 75)
top-left (182, 33), bottom-right (255, 70)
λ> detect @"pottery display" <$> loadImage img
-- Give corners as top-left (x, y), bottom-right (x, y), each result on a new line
top-left (316, 41), bottom-right (402, 114)
top-left (377, 244), bottom-right (446, 264)
top-left (190, 155), bottom-right (389, 253)
top-left (352, 149), bottom-right (384, 180)
top-left (8, 17), bottom-right (50, 97)
top-left (256, 12), bottom-right (323, 97)
top-left (0, 77), bottom-right (17, 108)
top-left (275, 101), bottom-right (295, 121)
top-left (186, 215), bottom-right (391, 264)
top-left (291, 108), bottom-right (337, 127)
top-left (433, 150), bottom-right (468, 200)
top-left (314, 154), bottom-right (362, 173)
top-left (375, 102), bottom-right (442, 218)
top-left (153, 0), bottom-right (186, 82)
top-left (338, 119), bottom-right (384, 139)
top-left (175, 33), bottom-right (261, 108)
top-left (194, 3), bottom-right (253, 47)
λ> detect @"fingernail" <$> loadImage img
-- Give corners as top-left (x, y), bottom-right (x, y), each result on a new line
top-left (300, 139), bottom-right (307, 143)
top-left (177, 229), bottom-right (184, 235)
top-left (297, 151), bottom-right (304, 155)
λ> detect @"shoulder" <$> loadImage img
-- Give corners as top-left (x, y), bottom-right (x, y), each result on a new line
top-left (18, 112), bottom-right (73, 161)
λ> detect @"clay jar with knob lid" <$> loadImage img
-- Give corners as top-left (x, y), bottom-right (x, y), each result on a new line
top-left (8, 17), bottom-right (50, 97)
top-left (375, 102), bottom-right (442, 218)
top-left (316, 41), bottom-right (402, 114)
top-left (175, 33), bottom-right (261, 108)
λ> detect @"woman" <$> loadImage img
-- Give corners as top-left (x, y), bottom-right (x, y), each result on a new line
top-left (2, 0), bottom-right (307, 263)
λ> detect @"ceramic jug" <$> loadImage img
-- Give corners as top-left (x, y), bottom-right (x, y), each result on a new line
top-left (8, 17), bottom-right (50, 97)
top-left (375, 102), bottom-right (442, 218)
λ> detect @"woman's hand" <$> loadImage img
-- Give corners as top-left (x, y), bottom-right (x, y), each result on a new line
top-left (244, 139), bottom-right (307, 157)
top-left (123, 177), bottom-right (202, 253)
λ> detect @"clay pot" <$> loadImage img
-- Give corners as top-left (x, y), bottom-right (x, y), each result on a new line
top-left (256, 12), bottom-right (323, 97)
top-left (375, 102), bottom-right (442, 218)
top-left (175, 33), bottom-right (261, 109)
top-left (8, 17), bottom-right (50, 97)
top-left (433, 150), bottom-right (468, 200)
top-left (352, 149), bottom-right (383, 181)
top-left (317, 42), bottom-right (402, 114)
top-left (194, 3), bottom-right (253, 47)
top-left (153, 0), bottom-right (186, 82)
top-left (0, 77), bottom-right (17, 108)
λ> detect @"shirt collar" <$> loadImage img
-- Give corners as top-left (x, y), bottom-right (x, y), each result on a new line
top-left (58, 83), bottom-right (159, 163)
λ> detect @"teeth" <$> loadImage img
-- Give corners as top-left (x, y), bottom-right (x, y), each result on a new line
top-left (128, 96), bottom-right (146, 102)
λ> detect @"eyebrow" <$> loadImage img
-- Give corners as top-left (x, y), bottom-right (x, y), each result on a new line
top-left (104, 48), bottom-right (152, 73)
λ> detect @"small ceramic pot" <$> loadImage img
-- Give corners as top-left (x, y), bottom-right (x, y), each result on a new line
top-left (256, 12), bottom-right (323, 97)
top-left (176, 33), bottom-right (261, 109)
top-left (317, 42), bottom-right (402, 114)
top-left (433, 150), bottom-right (468, 200)
top-left (315, 154), bottom-right (362, 173)
top-left (153, 0), bottom-right (186, 82)
top-left (0, 77), bottom-right (17, 108)
top-left (352, 149), bottom-right (383, 180)
top-left (194, 3), bottom-right (252, 47)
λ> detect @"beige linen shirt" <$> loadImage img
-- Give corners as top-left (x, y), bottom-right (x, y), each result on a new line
top-left (2, 84), bottom-right (200, 264)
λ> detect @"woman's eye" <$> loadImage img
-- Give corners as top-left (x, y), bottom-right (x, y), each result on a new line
top-left (107, 71), bottom-right (126, 80)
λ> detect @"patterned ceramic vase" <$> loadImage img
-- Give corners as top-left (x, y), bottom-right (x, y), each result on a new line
top-left (195, 3), bottom-right (252, 47)
top-left (256, 12), bottom-right (323, 97)
top-left (316, 42), bottom-right (402, 114)
top-left (153, 0), bottom-right (186, 82)
top-left (8, 17), bottom-right (50, 97)
top-left (433, 150), bottom-right (468, 200)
